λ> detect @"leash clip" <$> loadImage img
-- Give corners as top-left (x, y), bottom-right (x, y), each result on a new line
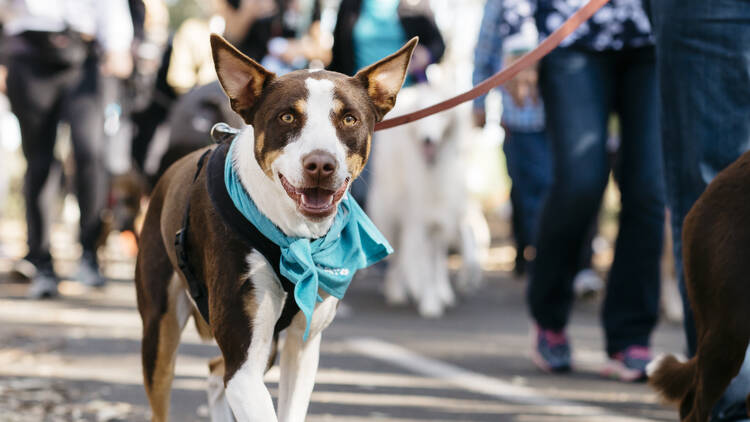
top-left (210, 122), bottom-right (241, 144)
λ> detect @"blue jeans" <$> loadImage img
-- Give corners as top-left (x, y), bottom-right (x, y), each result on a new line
top-left (650, 0), bottom-right (750, 420)
top-left (503, 130), bottom-right (552, 256)
top-left (529, 46), bottom-right (666, 356)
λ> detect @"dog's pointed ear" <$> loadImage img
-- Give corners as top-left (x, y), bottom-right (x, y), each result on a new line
top-left (353, 37), bottom-right (418, 121)
top-left (211, 34), bottom-right (276, 124)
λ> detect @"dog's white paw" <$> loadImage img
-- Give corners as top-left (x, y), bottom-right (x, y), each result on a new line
top-left (438, 281), bottom-right (456, 308)
top-left (384, 277), bottom-right (409, 306)
top-left (418, 298), bottom-right (444, 319)
top-left (385, 290), bottom-right (409, 306)
top-left (456, 263), bottom-right (483, 295)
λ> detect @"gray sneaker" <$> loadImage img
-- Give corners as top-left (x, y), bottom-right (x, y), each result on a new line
top-left (26, 272), bottom-right (59, 299)
top-left (12, 258), bottom-right (37, 282)
top-left (78, 254), bottom-right (106, 288)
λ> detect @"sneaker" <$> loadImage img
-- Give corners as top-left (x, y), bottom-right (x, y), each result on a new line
top-left (26, 271), bottom-right (59, 299)
top-left (11, 257), bottom-right (38, 282)
top-left (573, 268), bottom-right (604, 299)
top-left (601, 345), bottom-right (651, 382)
top-left (531, 325), bottom-right (572, 373)
top-left (77, 253), bottom-right (106, 288)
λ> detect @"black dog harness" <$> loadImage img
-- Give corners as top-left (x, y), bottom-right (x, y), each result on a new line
top-left (174, 136), bottom-right (300, 335)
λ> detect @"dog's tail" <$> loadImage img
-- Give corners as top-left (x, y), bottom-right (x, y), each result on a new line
top-left (647, 354), bottom-right (696, 402)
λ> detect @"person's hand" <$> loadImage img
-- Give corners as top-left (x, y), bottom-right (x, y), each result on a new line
top-left (473, 108), bottom-right (486, 128)
top-left (279, 40), bottom-right (303, 64)
top-left (101, 50), bottom-right (133, 79)
top-left (0, 65), bottom-right (7, 94)
top-left (505, 66), bottom-right (539, 107)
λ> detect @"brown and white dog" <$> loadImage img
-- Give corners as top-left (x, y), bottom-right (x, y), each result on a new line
top-left (647, 151), bottom-right (750, 421)
top-left (135, 34), bottom-right (416, 421)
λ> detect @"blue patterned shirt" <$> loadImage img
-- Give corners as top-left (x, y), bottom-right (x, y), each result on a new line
top-left (536, 0), bottom-right (653, 51)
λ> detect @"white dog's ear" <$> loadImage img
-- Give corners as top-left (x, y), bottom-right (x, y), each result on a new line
top-left (354, 37), bottom-right (418, 121)
top-left (211, 34), bottom-right (276, 124)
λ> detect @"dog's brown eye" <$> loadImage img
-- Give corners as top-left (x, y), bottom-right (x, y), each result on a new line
top-left (343, 115), bottom-right (357, 126)
top-left (280, 113), bottom-right (295, 123)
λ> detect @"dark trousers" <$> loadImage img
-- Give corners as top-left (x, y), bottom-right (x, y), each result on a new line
top-left (651, 0), bottom-right (750, 419)
top-left (504, 129), bottom-right (597, 274)
top-left (6, 54), bottom-right (107, 270)
top-left (528, 46), bottom-right (666, 356)
top-left (503, 129), bottom-right (551, 259)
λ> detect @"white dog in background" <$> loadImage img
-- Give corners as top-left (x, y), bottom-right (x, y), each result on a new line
top-left (368, 79), bottom-right (489, 318)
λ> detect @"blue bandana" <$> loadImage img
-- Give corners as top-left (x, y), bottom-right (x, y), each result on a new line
top-left (224, 139), bottom-right (392, 340)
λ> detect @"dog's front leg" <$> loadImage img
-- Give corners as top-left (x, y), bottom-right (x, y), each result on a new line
top-left (277, 332), bottom-right (321, 422)
top-left (432, 234), bottom-right (455, 309)
top-left (224, 338), bottom-right (277, 422)
top-left (277, 294), bottom-right (338, 422)
top-left (456, 221), bottom-right (482, 295)
top-left (218, 252), bottom-right (286, 422)
top-left (223, 304), bottom-right (279, 422)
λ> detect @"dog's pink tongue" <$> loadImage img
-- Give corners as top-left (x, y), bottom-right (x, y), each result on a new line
top-left (302, 188), bottom-right (334, 209)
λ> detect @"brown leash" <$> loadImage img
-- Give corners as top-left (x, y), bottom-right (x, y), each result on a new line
top-left (374, 0), bottom-right (611, 132)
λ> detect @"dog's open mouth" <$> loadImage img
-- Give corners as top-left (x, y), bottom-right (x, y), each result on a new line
top-left (279, 175), bottom-right (350, 218)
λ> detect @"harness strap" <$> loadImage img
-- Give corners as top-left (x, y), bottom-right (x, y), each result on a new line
top-left (176, 144), bottom-right (300, 334)
top-left (175, 150), bottom-right (212, 323)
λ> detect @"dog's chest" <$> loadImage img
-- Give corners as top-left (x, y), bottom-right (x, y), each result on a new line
top-left (247, 251), bottom-right (339, 339)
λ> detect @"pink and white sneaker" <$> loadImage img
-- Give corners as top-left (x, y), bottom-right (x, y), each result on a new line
top-left (601, 345), bottom-right (652, 382)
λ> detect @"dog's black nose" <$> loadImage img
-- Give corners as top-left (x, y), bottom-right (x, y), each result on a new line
top-left (302, 150), bottom-right (338, 180)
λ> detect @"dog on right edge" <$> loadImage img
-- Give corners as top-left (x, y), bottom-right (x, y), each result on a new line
top-left (647, 150), bottom-right (750, 421)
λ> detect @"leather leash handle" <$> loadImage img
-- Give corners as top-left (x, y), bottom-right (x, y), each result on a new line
top-left (374, 0), bottom-right (611, 132)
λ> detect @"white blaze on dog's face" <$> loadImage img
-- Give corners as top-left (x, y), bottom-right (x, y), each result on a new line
top-left (211, 34), bottom-right (417, 230)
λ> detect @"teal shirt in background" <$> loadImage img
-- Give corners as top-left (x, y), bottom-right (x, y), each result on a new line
top-left (353, 0), bottom-right (410, 84)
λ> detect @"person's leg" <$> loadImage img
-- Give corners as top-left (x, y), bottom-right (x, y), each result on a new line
top-left (651, 0), bottom-right (750, 419)
top-left (503, 129), bottom-right (552, 275)
top-left (603, 46), bottom-right (665, 356)
top-left (530, 48), bottom-right (613, 331)
top-left (503, 131), bottom-right (527, 270)
top-left (511, 129), bottom-right (552, 274)
top-left (515, 131), bottom-right (553, 244)
top-left (64, 55), bottom-right (108, 282)
top-left (6, 58), bottom-right (66, 274)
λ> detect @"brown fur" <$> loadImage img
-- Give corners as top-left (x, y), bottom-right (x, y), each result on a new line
top-left (136, 149), bottom-right (269, 420)
top-left (353, 38), bottom-right (418, 121)
top-left (650, 355), bottom-right (697, 403)
top-left (210, 35), bottom-right (276, 124)
top-left (649, 150), bottom-right (750, 421)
